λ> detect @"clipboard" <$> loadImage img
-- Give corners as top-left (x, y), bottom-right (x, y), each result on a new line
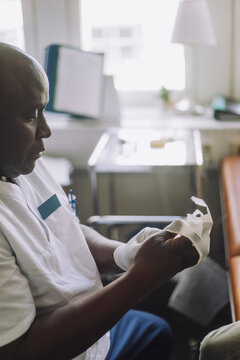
top-left (44, 44), bottom-right (105, 119)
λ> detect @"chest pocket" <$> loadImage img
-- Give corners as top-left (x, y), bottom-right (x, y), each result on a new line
top-left (42, 196), bottom-right (79, 237)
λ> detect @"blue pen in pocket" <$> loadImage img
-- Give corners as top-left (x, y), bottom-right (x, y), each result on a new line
top-left (68, 189), bottom-right (79, 219)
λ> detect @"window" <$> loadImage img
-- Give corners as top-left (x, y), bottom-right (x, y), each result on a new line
top-left (80, 0), bottom-right (184, 92)
top-left (0, 0), bottom-right (25, 49)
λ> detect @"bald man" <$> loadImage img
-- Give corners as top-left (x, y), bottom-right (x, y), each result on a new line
top-left (0, 43), bottom-right (198, 360)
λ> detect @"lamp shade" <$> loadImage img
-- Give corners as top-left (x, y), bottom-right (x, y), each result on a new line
top-left (171, 0), bottom-right (217, 46)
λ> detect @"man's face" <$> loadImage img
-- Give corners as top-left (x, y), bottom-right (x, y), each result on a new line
top-left (0, 62), bottom-right (51, 178)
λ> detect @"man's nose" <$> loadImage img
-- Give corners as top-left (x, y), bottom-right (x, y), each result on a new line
top-left (37, 113), bottom-right (51, 138)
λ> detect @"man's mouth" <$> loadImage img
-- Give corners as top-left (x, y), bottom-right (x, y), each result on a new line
top-left (31, 152), bottom-right (42, 160)
top-left (31, 147), bottom-right (45, 159)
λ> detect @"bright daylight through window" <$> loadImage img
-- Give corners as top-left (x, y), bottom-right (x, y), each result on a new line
top-left (0, 0), bottom-right (25, 49)
top-left (80, 0), bottom-right (185, 92)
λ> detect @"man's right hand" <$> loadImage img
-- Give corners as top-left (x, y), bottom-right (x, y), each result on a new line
top-left (130, 231), bottom-right (199, 291)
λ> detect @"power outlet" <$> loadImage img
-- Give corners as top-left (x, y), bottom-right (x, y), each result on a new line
top-left (230, 143), bottom-right (240, 155)
top-left (202, 144), bottom-right (214, 164)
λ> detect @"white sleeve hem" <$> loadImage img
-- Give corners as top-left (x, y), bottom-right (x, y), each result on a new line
top-left (0, 306), bottom-right (35, 347)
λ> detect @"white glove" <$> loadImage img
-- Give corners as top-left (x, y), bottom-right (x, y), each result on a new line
top-left (164, 196), bottom-right (213, 264)
top-left (113, 196), bottom-right (213, 270)
top-left (114, 227), bottom-right (164, 271)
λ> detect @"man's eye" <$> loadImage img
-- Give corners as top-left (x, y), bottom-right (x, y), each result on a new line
top-left (25, 116), bottom-right (37, 122)
top-left (25, 109), bottom-right (38, 122)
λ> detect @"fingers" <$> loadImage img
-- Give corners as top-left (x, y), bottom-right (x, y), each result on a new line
top-left (189, 246), bottom-right (200, 266)
top-left (176, 235), bottom-right (194, 248)
top-left (140, 228), bottom-right (199, 271)
top-left (149, 230), bottom-right (177, 245)
top-left (172, 235), bottom-right (200, 269)
top-left (132, 229), bottom-right (200, 289)
top-left (152, 231), bottom-right (199, 263)
top-left (153, 231), bottom-right (190, 243)
top-left (158, 230), bottom-right (175, 241)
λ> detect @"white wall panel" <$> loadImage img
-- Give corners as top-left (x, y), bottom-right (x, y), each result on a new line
top-left (21, 0), bottom-right (81, 64)
top-left (194, 0), bottom-right (232, 104)
top-left (233, 0), bottom-right (240, 100)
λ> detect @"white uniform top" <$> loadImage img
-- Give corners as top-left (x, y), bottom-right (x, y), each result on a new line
top-left (0, 158), bottom-right (110, 360)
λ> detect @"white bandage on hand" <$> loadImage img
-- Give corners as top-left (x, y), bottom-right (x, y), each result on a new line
top-left (164, 196), bottom-right (213, 264)
top-left (114, 227), bottom-right (164, 271)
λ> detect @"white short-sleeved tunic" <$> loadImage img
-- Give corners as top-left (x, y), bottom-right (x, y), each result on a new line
top-left (0, 158), bottom-right (110, 360)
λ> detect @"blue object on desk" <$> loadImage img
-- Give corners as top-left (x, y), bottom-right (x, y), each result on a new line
top-left (37, 194), bottom-right (61, 220)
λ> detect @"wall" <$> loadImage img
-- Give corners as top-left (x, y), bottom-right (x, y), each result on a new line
top-left (233, 0), bottom-right (240, 99)
top-left (194, 0), bottom-right (240, 103)
top-left (21, 0), bottom-right (240, 102)
top-left (21, 0), bottom-right (81, 64)
top-left (195, 0), bottom-right (232, 104)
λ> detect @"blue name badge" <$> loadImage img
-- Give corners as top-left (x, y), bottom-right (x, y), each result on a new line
top-left (37, 194), bottom-right (61, 220)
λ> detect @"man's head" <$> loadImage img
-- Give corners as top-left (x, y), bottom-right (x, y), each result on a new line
top-left (0, 42), bottom-right (51, 178)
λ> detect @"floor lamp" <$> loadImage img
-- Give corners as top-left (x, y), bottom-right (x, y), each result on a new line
top-left (171, 0), bottom-right (217, 114)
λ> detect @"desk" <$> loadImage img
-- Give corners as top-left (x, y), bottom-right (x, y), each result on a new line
top-left (88, 127), bottom-right (203, 214)
top-left (45, 110), bottom-right (240, 169)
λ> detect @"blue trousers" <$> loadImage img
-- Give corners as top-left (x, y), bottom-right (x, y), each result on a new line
top-left (105, 310), bottom-right (172, 360)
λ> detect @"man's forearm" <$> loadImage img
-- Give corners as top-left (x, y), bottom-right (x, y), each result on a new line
top-left (0, 268), bottom-right (155, 360)
top-left (80, 224), bottom-right (123, 274)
